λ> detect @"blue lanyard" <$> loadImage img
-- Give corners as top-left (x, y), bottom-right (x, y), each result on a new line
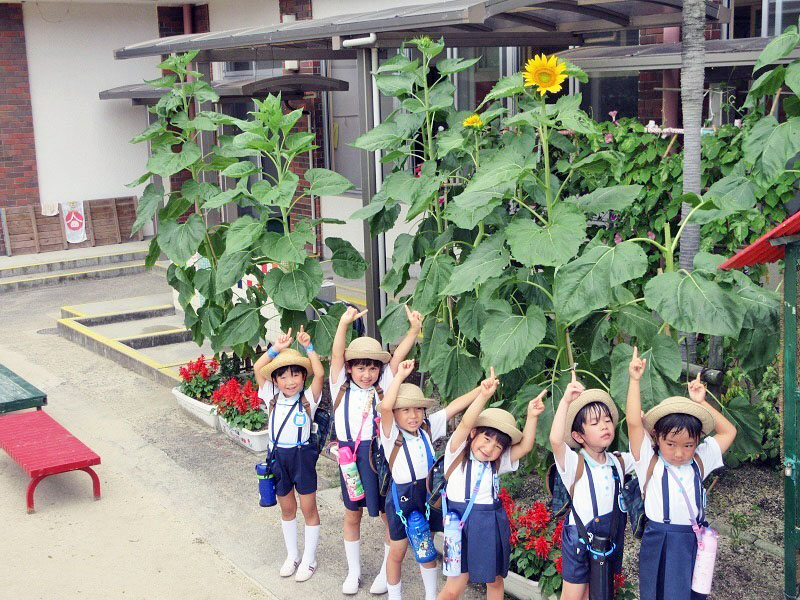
top-left (442, 461), bottom-right (488, 529)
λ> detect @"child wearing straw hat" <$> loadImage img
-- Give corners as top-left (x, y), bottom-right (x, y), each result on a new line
top-left (437, 368), bottom-right (546, 600)
top-left (548, 370), bottom-right (635, 600)
top-left (380, 360), bottom-right (496, 600)
top-left (625, 347), bottom-right (737, 600)
top-left (253, 326), bottom-right (324, 582)
top-left (330, 305), bottom-right (423, 595)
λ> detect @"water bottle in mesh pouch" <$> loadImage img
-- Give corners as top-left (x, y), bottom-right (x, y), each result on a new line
top-left (255, 461), bottom-right (276, 507)
top-left (442, 510), bottom-right (463, 576)
top-left (407, 510), bottom-right (437, 564)
top-left (691, 526), bottom-right (718, 594)
top-left (338, 445), bottom-right (366, 501)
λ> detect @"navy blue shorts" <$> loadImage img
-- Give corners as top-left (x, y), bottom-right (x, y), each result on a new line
top-left (272, 445), bottom-right (318, 497)
top-left (561, 512), bottom-right (624, 584)
top-left (446, 500), bottom-right (510, 583)
top-left (385, 479), bottom-right (443, 542)
top-left (337, 440), bottom-right (385, 516)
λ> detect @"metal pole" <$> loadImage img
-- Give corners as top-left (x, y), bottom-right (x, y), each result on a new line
top-left (356, 47), bottom-right (381, 339)
top-left (762, 0), bottom-right (770, 36)
top-left (371, 47), bottom-right (388, 319)
top-left (777, 0), bottom-right (784, 35)
top-left (784, 244), bottom-right (798, 600)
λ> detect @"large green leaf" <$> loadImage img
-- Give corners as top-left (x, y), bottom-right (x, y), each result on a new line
top-left (405, 166), bottom-right (446, 221)
top-left (413, 254), bottom-right (455, 315)
top-left (734, 280), bottom-right (780, 328)
top-left (312, 303), bottom-right (348, 357)
top-left (429, 343), bottom-right (483, 403)
top-left (443, 233), bottom-right (510, 295)
top-left (326, 237), bottom-right (368, 279)
top-left (615, 304), bottom-right (660, 346)
top-left (306, 168), bottom-right (354, 197)
top-left (252, 172), bottom-right (299, 208)
top-left (753, 25), bottom-right (800, 71)
top-left (705, 175), bottom-right (757, 211)
top-left (436, 129), bottom-right (466, 158)
top-left (377, 301), bottom-right (411, 345)
top-left (419, 320), bottom-right (450, 372)
top-left (261, 223), bottom-right (314, 264)
top-left (609, 342), bottom-right (681, 412)
top-left (455, 295), bottom-right (510, 341)
top-left (437, 56), bottom-right (482, 75)
top-left (743, 116), bottom-right (778, 165)
top-left (721, 396), bottom-right (763, 460)
top-left (225, 216), bottom-right (262, 253)
top-left (375, 72), bottom-right (416, 97)
top-left (758, 117), bottom-right (800, 182)
top-left (590, 317), bottom-right (612, 363)
top-left (392, 233), bottom-right (416, 269)
top-left (352, 122), bottom-right (402, 151)
top-left (553, 242), bottom-right (648, 322)
top-left (215, 250), bottom-right (250, 291)
top-left (443, 185), bottom-right (509, 230)
top-left (157, 214), bottom-right (206, 266)
top-left (481, 73), bottom-right (524, 105)
top-left (644, 271), bottom-right (745, 337)
top-left (465, 148), bottom-right (526, 192)
top-left (217, 303), bottom-right (261, 347)
top-left (222, 160), bottom-right (259, 178)
top-left (506, 204), bottom-right (586, 268)
top-left (479, 306), bottom-right (546, 375)
top-left (147, 141), bottom-right (201, 178)
top-left (263, 258), bottom-right (323, 311)
top-left (566, 185), bottom-right (642, 215)
top-left (735, 323), bottom-right (781, 373)
top-left (132, 184), bottom-right (162, 235)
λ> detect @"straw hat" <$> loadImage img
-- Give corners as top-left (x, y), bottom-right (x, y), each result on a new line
top-left (260, 348), bottom-right (312, 379)
top-left (474, 408), bottom-right (523, 445)
top-left (563, 389), bottom-right (619, 448)
top-left (344, 336), bottom-right (391, 364)
top-left (643, 396), bottom-right (715, 436)
top-left (376, 383), bottom-right (437, 411)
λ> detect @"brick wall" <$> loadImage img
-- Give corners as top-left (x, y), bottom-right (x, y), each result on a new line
top-left (279, 0), bottom-right (325, 254)
top-left (0, 4), bottom-right (41, 255)
top-left (638, 28), bottom-right (665, 123)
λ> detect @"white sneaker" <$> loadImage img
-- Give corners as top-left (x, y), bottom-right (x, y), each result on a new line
top-left (295, 561), bottom-right (316, 582)
top-left (370, 572), bottom-right (388, 595)
top-left (280, 557), bottom-right (299, 577)
top-left (342, 573), bottom-right (361, 595)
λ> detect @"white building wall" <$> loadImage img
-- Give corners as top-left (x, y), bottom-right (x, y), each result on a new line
top-left (23, 2), bottom-right (158, 208)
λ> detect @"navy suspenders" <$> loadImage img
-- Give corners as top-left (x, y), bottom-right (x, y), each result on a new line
top-left (661, 460), bottom-right (704, 524)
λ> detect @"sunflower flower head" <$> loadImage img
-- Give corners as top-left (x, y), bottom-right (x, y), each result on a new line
top-left (462, 114), bottom-right (483, 129)
top-left (523, 54), bottom-right (568, 96)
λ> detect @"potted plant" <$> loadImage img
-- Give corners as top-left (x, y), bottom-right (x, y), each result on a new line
top-left (500, 488), bottom-right (635, 600)
top-left (212, 377), bottom-right (270, 453)
top-left (172, 354), bottom-right (221, 429)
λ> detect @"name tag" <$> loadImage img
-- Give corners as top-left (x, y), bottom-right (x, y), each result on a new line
top-left (293, 411), bottom-right (308, 427)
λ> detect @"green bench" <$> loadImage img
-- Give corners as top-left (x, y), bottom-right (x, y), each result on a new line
top-left (0, 364), bottom-right (47, 413)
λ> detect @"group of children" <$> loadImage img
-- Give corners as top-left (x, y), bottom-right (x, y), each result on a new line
top-left (253, 307), bottom-right (737, 600)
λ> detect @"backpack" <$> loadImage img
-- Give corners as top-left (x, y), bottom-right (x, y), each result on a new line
top-left (369, 418), bottom-right (432, 497)
top-left (269, 393), bottom-right (330, 455)
top-left (546, 451), bottom-right (629, 521)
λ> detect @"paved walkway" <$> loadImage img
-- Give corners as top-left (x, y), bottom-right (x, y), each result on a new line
top-left (0, 271), bottom-right (474, 600)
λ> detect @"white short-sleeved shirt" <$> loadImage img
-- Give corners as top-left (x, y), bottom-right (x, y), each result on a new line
top-left (633, 432), bottom-right (723, 526)
top-left (330, 367), bottom-right (394, 442)
top-left (555, 443), bottom-right (635, 526)
top-left (259, 382), bottom-right (318, 449)
top-left (380, 409), bottom-right (447, 485)
top-left (444, 438), bottom-right (518, 504)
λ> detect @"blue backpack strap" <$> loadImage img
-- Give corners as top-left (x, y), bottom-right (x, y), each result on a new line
top-left (391, 481), bottom-right (408, 527)
top-left (661, 467), bottom-right (671, 524)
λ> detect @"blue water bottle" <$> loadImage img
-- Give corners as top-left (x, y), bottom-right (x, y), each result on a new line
top-left (256, 462), bottom-right (276, 507)
top-left (407, 510), bottom-right (438, 563)
top-left (442, 510), bottom-right (463, 576)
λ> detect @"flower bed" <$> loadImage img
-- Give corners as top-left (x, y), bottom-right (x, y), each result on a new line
top-left (212, 378), bottom-right (269, 453)
top-left (174, 355), bottom-right (221, 428)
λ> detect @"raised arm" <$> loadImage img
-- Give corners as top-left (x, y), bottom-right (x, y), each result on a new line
top-left (548, 370), bottom-right (585, 470)
top-left (297, 325), bottom-right (324, 402)
top-left (254, 329), bottom-right (293, 389)
top-left (687, 372), bottom-right (738, 454)
top-left (510, 390), bottom-right (547, 463)
top-left (330, 306), bottom-right (367, 383)
top-left (380, 359), bottom-right (415, 437)
top-left (449, 368), bottom-right (498, 453)
top-left (626, 346), bottom-right (647, 461)
top-left (389, 305), bottom-right (423, 375)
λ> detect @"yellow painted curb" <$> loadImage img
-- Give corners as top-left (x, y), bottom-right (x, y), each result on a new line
top-left (113, 328), bottom-right (189, 342)
top-left (61, 306), bottom-right (87, 318)
top-left (336, 294), bottom-right (366, 307)
top-left (66, 304), bottom-right (175, 321)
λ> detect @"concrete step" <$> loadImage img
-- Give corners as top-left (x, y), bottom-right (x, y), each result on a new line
top-left (0, 248), bottom-right (148, 278)
top-left (0, 259), bottom-right (148, 294)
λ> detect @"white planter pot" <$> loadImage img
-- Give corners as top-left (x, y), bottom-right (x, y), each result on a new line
top-left (218, 416), bottom-right (270, 453)
top-left (172, 387), bottom-right (218, 430)
top-left (504, 571), bottom-right (557, 600)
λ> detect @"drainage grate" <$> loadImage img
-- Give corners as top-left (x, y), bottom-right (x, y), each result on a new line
top-left (37, 327), bottom-right (59, 335)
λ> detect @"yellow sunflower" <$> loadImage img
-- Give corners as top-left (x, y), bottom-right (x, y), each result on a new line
top-left (462, 114), bottom-right (483, 129)
top-left (523, 54), bottom-right (568, 96)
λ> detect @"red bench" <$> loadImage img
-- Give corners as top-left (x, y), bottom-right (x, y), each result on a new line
top-left (0, 411), bottom-right (101, 513)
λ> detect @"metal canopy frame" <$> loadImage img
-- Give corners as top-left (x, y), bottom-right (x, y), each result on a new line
top-left (113, 0), bottom-right (727, 338)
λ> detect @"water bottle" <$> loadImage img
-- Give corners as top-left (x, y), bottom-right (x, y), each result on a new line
top-left (256, 462), bottom-right (276, 507)
top-left (407, 510), bottom-right (438, 564)
top-left (442, 510), bottom-right (462, 576)
top-left (692, 526), bottom-right (719, 594)
top-left (338, 446), bottom-right (365, 501)
top-left (587, 534), bottom-right (613, 600)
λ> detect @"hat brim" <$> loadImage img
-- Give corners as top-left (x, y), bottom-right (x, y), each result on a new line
top-left (344, 349), bottom-right (391, 364)
top-left (260, 354), bottom-right (312, 379)
top-left (474, 414), bottom-right (523, 445)
top-left (643, 397), bottom-right (715, 435)
top-left (563, 389), bottom-right (619, 449)
top-left (376, 398), bottom-right (437, 412)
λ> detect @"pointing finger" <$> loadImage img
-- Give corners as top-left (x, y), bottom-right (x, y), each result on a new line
top-left (696, 372), bottom-right (702, 383)
top-left (490, 366), bottom-right (495, 380)
top-left (287, 328), bottom-right (292, 337)
top-left (356, 309), bottom-right (369, 318)
top-left (633, 346), bottom-right (639, 359)
top-left (571, 369), bottom-right (577, 383)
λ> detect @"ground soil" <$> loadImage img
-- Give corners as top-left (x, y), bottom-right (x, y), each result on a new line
top-left (503, 461), bottom-right (784, 599)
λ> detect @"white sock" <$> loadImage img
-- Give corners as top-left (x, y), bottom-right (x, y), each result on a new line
top-left (301, 525), bottom-right (320, 565)
top-left (373, 543), bottom-right (390, 585)
top-left (419, 564), bottom-right (438, 600)
top-left (281, 518), bottom-right (299, 561)
top-left (387, 581), bottom-right (402, 600)
top-left (344, 539), bottom-right (361, 579)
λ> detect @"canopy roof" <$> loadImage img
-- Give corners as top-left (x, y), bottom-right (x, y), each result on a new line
top-left (115, 0), bottom-right (728, 61)
top-left (719, 211), bottom-right (800, 270)
top-left (99, 74), bottom-right (348, 104)
top-left (558, 37), bottom-right (800, 72)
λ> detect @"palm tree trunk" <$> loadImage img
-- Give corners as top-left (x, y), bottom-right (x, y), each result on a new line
top-left (679, 0), bottom-right (706, 365)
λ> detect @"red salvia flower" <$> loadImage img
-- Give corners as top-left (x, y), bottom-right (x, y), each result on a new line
top-left (552, 519), bottom-right (564, 547)
top-left (555, 555), bottom-right (563, 575)
top-left (530, 502), bottom-right (551, 532)
top-left (509, 528), bottom-right (520, 548)
top-left (533, 535), bottom-right (551, 559)
top-left (614, 573), bottom-right (626, 592)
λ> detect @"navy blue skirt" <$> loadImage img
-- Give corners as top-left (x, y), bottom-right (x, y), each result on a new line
top-left (447, 499), bottom-right (511, 583)
top-left (639, 521), bottom-right (707, 600)
top-left (272, 444), bottom-right (318, 497)
top-left (561, 511), bottom-right (625, 584)
top-left (386, 479), bottom-right (444, 542)
top-left (337, 440), bottom-right (385, 516)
